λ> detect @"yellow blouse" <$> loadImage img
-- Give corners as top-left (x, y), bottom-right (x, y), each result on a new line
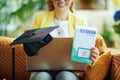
top-left (32, 10), bottom-right (87, 37)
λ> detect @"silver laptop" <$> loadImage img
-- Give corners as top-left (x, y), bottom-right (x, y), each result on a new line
top-left (26, 38), bottom-right (86, 72)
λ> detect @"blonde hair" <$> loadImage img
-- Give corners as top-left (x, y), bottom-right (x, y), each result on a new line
top-left (46, 0), bottom-right (75, 13)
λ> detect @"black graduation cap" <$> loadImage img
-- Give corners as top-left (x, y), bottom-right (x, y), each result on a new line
top-left (10, 26), bottom-right (59, 80)
top-left (10, 26), bottom-right (59, 56)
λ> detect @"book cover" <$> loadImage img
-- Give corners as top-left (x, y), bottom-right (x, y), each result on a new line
top-left (71, 26), bottom-right (97, 64)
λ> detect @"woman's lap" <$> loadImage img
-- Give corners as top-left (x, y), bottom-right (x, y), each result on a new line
top-left (30, 71), bottom-right (80, 80)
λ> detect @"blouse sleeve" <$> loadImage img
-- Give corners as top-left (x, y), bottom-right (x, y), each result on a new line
top-left (32, 13), bottom-right (40, 29)
top-left (95, 35), bottom-right (107, 55)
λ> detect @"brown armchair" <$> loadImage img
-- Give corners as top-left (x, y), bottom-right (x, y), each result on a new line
top-left (0, 36), bottom-right (120, 80)
top-left (108, 48), bottom-right (120, 80)
top-left (0, 37), bottom-right (30, 80)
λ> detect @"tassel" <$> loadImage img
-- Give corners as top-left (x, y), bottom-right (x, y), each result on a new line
top-left (12, 46), bottom-right (15, 80)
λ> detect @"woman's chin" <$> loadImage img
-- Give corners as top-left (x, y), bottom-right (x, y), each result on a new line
top-left (56, 8), bottom-right (68, 12)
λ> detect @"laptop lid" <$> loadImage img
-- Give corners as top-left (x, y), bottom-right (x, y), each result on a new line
top-left (26, 38), bottom-right (86, 72)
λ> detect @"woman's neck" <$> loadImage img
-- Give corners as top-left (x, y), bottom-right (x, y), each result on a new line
top-left (54, 10), bottom-right (69, 20)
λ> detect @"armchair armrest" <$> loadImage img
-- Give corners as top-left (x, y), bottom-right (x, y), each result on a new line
top-left (108, 48), bottom-right (120, 80)
top-left (0, 36), bottom-right (30, 80)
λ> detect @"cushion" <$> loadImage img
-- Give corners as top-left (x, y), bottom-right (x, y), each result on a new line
top-left (84, 51), bottom-right (112, 80)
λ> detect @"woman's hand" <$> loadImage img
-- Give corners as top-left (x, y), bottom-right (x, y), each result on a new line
top-left (90, 47), bottom-right (99, 64)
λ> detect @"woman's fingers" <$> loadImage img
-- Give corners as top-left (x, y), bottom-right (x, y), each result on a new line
top-left (24, 29), bottom-right (29, 33)
top-left (90, 47), bottom-right (99, 64)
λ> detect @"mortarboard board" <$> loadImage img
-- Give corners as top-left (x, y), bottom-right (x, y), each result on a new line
top-left (10, 26), bottom-right (59, 56)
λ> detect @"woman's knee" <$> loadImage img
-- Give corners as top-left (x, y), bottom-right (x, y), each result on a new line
top-left (30, 72), bottom-right (52, 80)
top-left (56, 71), bottom-right (79, 80)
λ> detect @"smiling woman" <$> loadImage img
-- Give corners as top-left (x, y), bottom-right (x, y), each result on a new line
top-left (46, 0), bottom-right (75, 12)
top-left (29, 0), bottom-right (100, 80)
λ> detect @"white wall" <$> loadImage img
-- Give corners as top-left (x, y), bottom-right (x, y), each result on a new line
top-left (75, 10), bottom-right (115, 34)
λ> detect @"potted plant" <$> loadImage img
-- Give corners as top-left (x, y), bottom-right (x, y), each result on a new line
top-left (113, 10), bottom-right (120, 34)
top-left (113, 10), bottom-right (120, 49)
